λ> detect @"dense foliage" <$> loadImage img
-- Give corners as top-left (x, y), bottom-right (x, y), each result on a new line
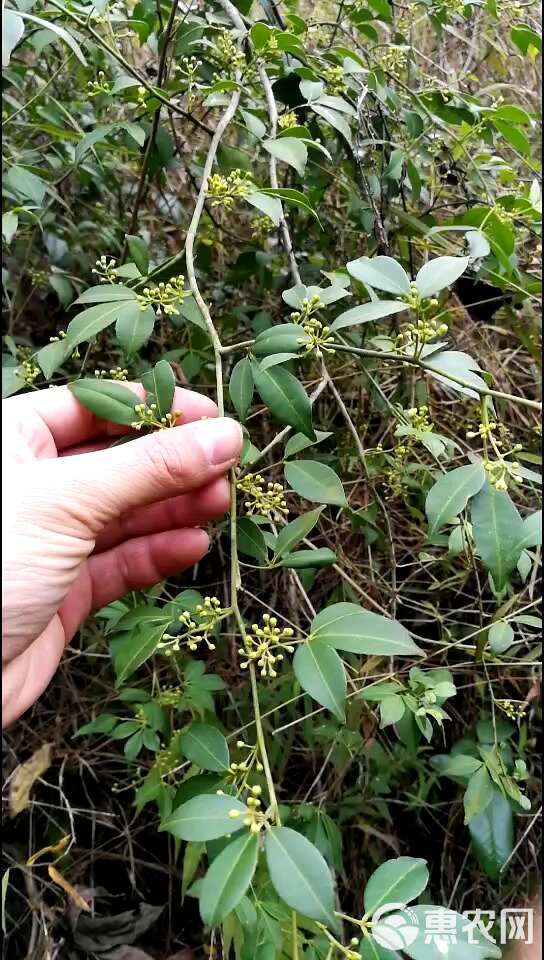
top-left (2, 0), bottom-right (542, 956)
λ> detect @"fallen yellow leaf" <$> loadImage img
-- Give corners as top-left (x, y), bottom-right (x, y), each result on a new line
top-left (27, 834), bottom-right (71, 867)
top-left (9, 744), bottom-right (52, 817)
top-left (47, 866), bottom-right (91, 913)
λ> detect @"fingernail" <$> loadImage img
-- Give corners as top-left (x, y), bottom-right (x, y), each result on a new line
top-left (191, 417), bottom-right (243, 466)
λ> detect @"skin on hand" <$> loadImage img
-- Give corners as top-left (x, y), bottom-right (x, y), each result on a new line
top-left (2, 384), bottom-right (243, 728)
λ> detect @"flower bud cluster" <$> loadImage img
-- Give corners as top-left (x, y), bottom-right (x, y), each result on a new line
top-left (238, 614), bottom-right (295, 678)
top-left (299, 317), bottom-right (336, 357)
top-left (131, 403), bottom-right (183, 432)
top-left (92, 255), bottom-right (118, 283)
top-left (214, 29), bottom-right (246, 77)
top-left (87, 71), bottom-right (111, 96)
top-left (94, 367), bottom-right (128, 380)
top-left (496, 699), bottom-right (526, 720)
top-left (379, 46), bottom-right (407, 77)
top-left (278, 111), bottom-right (298, 130)
top-left (157, 684), bottom-right (184, 708)
top-left (483, 452), bottom-right (523, 491)
top-left (206, 170), bottom-right (253, 209)
top-left (251, 214), bottom-right (275, 243)
top-left (323, 64), bottom-right (348, 95)
top-left (290, 293), bottom-right (325, 325)
top-left (137, 275), bottom-right (188, 316)
top-left (179, 596), bottom-right (225, 652)
top-left (237, 473), bottom-right (289, 522)
top-left (406, 404), bottom-right (432, 431)
top-left (228, 785), bottom-right (267, 834)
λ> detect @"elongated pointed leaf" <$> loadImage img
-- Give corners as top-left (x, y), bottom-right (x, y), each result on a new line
top-left (116, 303), bottom-right (155, 356)
top-left (415, 256), bottom-right (469, 298)
top-left (68, 379), bottom-right (141, 426)
top-left (265, 827), bottom-right (337, 928)
top-left (346, 256), bottom-right (411, 295)
top-left (200, 833), bottom-right (259, 926)
top-left (311, 602), bottom-right (422, 655)
top-left (73, 284), bottom-right (137, 305)
top-left (425, 462), bottom-right (486, 535)
top-left (253, 324), bottom-right (309, 356)
top-left (275, 507), bottom-right (324, 558)
top-left (113, 623), bottom-right (166, 684)
top-left (252, 363), bottom-right (315, 440)
top-left (331, 300), bottom-right (406, 331)
top-left (229, 357), bottom-right (254, 421)
top-left (246, 191), bottom-right (282, 226)
top-left (285, 460), bottom-right (346, 506)
top-left (141, 359), bottom-right (175, 418)
top-left (66, 300), bottom-right (137, 347)
top-left (470, 483), bottom-right (525, 592)
top-left (293, 640), bottom-right (346, 721)
top-left (180, 724), bottom-right (229, 772)
top-left (237, 517), bottom-right (268, 563)
top-left (364, 857), bottom-right (429, 915)
top-left (468, 785), bottom-right (514, 880)
top-left (161, 794), bottom-right (248, 841)
top-left (263, 137), bottom-right (308, 176)
top-left (464, 765), bottom-right (494, 824)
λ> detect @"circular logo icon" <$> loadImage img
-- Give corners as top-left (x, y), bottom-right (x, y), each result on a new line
top-left (372, 904), bottom-right (420, 951)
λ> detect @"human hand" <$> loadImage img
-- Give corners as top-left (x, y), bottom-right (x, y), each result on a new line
top-left (2, 384), bottom-right (243, 727)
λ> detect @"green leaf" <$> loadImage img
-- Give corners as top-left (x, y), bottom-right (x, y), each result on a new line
top-left (511, 25), bottom-right (542, 56)
top-left (200, 833), bottom-right (259, 927)
top-left (246, 191), bottom-right (283, 226)
top-left (73, 285), bottom-right (137, 305)
top-left (275, 507), bottom-right (324, 558)
top-left (253, 323), bottom-right (309, 356)
top-left (311, 603), bottom-right (423, 656)
top-left (5, 166), bottom-right (46, 205)
top-left (126, 235), bottom-right (149, 275)
top-left (36, 339), bottom-right (72, 380)
top-left (264, 827), bottom-right (337, 929)
top-left (141, 359), bottom-right (175, 419)
top-left (359, 937), bottom-right (401, 959)
top-left (263, 138), bottom-right (308, 176)
top-left (180, 723), bottom-right (229, 772)
top-left (252, 363), bottom-right (315, 440)
top-left (414, 256), bottom-right (469, 298)
top-left (237, 517), bottom-right (268, 563)
top-left (116, 303), bottom-right (155, 356)
top-left (331, 300), bottom-right (406, 331)
top-left (259, 187), bottom-right (320, 222)
top-left (464, 765), bottom-right (494, 823)
top-left (312, 103), bottom-right (352, 144)
top-left (2, 10), bottom-right (24, 67)
top-left (294, 640), bottom-right (346, 721)
top-left (517, 510), bottom-right (542, 550)
top-left (379, 696), bottom-right (406, 728)
top-left (346, 256), bottom-right (410, 295)
top-left (68, 379), bottom-right (141, 426)
top-left (74, 124), bottom-right (116, 165)
top-left (422, 350), bottom-right (487, 400)
top-left (492, 119), bottom-right (531, 156)
top-left (364, 857), bottom-right (429, 915)
top-left (161, 794), bottom-right (248, 841)
top-left (278, 548), bottom-right (337, 569)
top-left (468, 785), bottom-right (514, 880)
top-left (285, 460), bottom-right (346, 506)
top-left (259, 352), bottom-right (300, 371)
top-left (76, 714), bottom-right (118, 736)
top-left (440, 755), bottom-right (483, 778)
top-left (16, 11), bottom-right (86, 64)
top-left (65, 300), bottom-right (138, 348)
top-left (470, 483), bottom-right (525, 592)
top-left (113, 622), bottom-right (166, 684)
top-left (425, 462), bottom-right (486, 535)
top-left (285, 430), bottom-right (333, 458)
top-left (488, 621), bottom-right (515, 654)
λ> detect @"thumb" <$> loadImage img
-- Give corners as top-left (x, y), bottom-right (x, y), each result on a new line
top-left (45, 417), bottom-right (243, 532)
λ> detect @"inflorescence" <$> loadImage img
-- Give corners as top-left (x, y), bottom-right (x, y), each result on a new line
top-left (237, 473), bottom-right (289, 522)
top-left (238, 614), bottom-right (295, 678)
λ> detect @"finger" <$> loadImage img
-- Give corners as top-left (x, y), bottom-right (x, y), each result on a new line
top-left (9, 383), bottom-right (218, 451)
top-left (94, 476), bottom-right (230, 553)
top-left (58, 528), bottom-right (210, 639)
top-left (2, 616), bottom-right (66, 728)
top-left (39, 417), bottom-right (242, 533)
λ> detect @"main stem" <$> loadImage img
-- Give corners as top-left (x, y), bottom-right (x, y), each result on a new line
top-left (183, 83), bottom-right (281, 823)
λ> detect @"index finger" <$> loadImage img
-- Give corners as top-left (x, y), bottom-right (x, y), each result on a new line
top-left (7, 382), bottom-right (219, 452)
